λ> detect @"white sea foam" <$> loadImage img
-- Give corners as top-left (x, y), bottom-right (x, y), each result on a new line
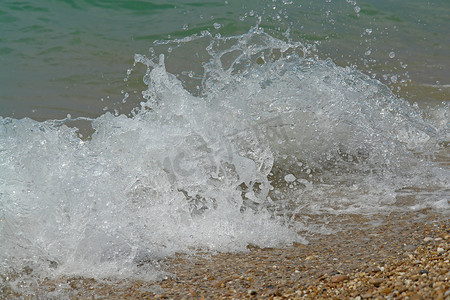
top-left (0, 28), bottom-right (448, 285)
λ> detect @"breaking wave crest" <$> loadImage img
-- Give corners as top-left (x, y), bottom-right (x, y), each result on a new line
top-left (0, 28), bottom-right (448, 283)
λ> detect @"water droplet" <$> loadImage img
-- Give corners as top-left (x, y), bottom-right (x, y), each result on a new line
top-left (389, 51), bottom-right (396, 58)
top-left (284, 174), bottom-right (296, 182)
top-left (354, 6), bottom-right (361, 13)
top-left (213, 23), bottom-right (222, 29)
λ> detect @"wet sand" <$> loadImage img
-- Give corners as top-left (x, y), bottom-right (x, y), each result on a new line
top-left (3, 209), bottom-right (447, 299)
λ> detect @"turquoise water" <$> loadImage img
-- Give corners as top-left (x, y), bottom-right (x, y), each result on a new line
top-left (1, 0), bottom-right (449, 119)
top-left (0, 0), bottom-right (449, 295)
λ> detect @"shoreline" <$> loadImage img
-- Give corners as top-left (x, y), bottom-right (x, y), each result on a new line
top-left (4, 210), bottom-right (448, 299)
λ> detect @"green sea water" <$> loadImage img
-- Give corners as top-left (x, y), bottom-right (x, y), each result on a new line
top-left (1, 0), bottom-right (449, 120)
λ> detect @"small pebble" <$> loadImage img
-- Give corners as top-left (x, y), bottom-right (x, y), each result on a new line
top-left (365, 267), bottom-right (381, 273)
top-left (369, 278), bottom-right (385, 287)
top-left (437, 247), bottom-right (444, 253)
top-left (403, 245), bottom-right (416, 252)
top-left (331, 275), bottom-right (349, 283)
top-left (409, 293), bottom-right (422, 300)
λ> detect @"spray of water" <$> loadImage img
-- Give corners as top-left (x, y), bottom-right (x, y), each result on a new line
top-left (0, 27), bottom-right (448, 287)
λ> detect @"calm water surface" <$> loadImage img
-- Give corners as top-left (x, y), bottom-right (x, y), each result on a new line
top-left (1, 0), bottom-right (449, 119)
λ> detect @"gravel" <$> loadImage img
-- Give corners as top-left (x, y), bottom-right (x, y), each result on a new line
top-left (2, 210), bottom-right (449, 299)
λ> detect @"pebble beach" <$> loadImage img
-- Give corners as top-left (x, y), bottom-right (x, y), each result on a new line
top-left (3, 210), bottom-right (448, 299)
